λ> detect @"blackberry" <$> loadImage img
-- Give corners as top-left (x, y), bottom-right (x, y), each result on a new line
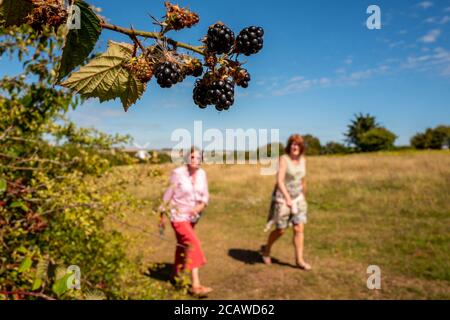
top-left (193, 79), bottom-right (209, 109)
top-left (155, 61), bottom-right (184, 88)
top-left (123, 57), bottom-right (154, 83)
top-left (183, 58), bottom-right (204, 77)
top-left (192, 64), bottom-right (204, 77)
top-left (235, 26), bottom-right (264, 56)
top-left (205, 23), bottom-right (235, 54)
top-left (234, 68), bottom-right (251, 88)
top-left (207, 79), bottom-right (235, 111)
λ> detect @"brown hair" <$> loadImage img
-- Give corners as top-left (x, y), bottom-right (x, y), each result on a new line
top-left (284, 134), bottom-right (306, 156)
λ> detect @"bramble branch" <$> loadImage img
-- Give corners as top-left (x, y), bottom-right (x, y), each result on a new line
top-left (100, 22), bottom-right (205, 55)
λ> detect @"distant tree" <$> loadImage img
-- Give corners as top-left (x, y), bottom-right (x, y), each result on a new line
top-left (410, 131), bottom-right (430, 149)
top-left (345, 113), bottom-right (379, 150)
top-left (322, 141), bottom-right (351, 155)
top-left (433, 125), bottom-right (450, 148)
top-left (303, 134), bottom-right (322, 155)
top-left (358, 127), bottom-right (397, 152)
top-left (411, 125), bottom-right (450, 149)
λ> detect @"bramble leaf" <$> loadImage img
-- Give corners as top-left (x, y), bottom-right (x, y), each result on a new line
top-left (60, 41), bottom-right (146, 111)
top-left (58, 0), bottom-right (102, 81)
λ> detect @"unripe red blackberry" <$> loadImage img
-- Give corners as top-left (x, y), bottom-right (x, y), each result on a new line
top-left (235, 26), bottom-right (264, 56)
top-left (155, 61), bottom-right (184, 88)
top-left (205, 23), bottom-right (235, 55)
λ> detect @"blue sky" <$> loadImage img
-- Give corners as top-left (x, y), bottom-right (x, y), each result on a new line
top-left (2, 0), bottom-right (450, 148)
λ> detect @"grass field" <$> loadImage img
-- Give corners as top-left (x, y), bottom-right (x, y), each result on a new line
top-left (109, 151), bottom-right (450, 299)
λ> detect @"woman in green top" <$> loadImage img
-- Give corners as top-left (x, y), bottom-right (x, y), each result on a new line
top-left (261, 134), bottom-right (311, 270)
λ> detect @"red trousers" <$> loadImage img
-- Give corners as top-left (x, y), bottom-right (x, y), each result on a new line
top-left (171, 221), bottom-right (206, 276)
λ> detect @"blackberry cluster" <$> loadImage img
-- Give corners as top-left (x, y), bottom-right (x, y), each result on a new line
top-left (155, 61), bottom-right (184, 88)
top-left (193, 78), bottom-right (235, 111)
top-left (235, 26), bottom-right (264, 56)
top-left (205, 23), bottom-right (235, 54)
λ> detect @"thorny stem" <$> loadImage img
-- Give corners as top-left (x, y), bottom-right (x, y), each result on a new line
top-left (100, 22), bottom-right (205, 55)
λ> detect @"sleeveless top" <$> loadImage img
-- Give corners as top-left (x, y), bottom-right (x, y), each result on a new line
top-left (275, 154), bottom-right (305, 200)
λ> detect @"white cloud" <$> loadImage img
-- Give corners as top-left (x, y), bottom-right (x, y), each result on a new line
top-left (419, 29), bottom-right (441, 43)
top-left (402, 47), bottom-right (450, 76)
top-left (417, 1), bottom-right (434, 9)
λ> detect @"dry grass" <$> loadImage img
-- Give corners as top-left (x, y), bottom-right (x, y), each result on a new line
top-left (109, 151), bottom-right (450, 299)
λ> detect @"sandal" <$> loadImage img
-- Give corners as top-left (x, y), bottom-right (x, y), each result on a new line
top-left (260, 245), bottom-right (272, 265)
top-left (189, 285), bottom-right (213, 298)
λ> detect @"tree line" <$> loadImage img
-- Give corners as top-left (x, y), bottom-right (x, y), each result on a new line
top-left (290, 113), bottom-right (450, 156)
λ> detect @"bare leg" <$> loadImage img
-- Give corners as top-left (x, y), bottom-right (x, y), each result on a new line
top-left (191, 267), bottom-right (200, 288)
top-left (262, 228), bottom-right (285, 264)
top-left (293, 223), bottom-right (311, 270)
top-left (190, 268), bottom-right (213, 296)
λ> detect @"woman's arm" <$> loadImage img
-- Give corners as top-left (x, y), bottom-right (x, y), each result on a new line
top-left (301, 156), bottom-right (307, 197)
top-left (160, 170), bottom-right (177, 223)
top-left (277, 156), bottom-right (292, 206)
top-left (191, 170), bottom-right (209, 216)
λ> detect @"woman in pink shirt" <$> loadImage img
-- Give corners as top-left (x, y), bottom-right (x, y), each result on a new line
top-left (160, 146), bottom-right (212, 297)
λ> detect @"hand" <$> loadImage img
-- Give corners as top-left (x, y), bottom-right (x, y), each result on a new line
top-left (190, 203), bottom-right (205, 216)
top-left (158, 216), bottom-right (166, 229)
top-left (285, 198), bottom-right (293, 208)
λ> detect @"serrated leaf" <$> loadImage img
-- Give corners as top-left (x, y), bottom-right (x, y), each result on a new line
top-left (0, 0), bottom-right (33, 27)
top-left (0, 178), bottom-right (6, 194)
top-left (58, 0), bottom-right (101, 81)
top-left (60, 41), bottom-right (146, 111)
top-left (52, 273), bottom-right (71, 297)
top-left (18, 256), bottom-right (32, 273)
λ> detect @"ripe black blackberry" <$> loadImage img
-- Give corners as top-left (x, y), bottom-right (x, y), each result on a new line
top-left (205, 23), bottom-right (235, 54)
top-left (207, 79), bottom-right (235, 111)
top-left (193, 79), bottom-right (209, 109)
top-left (155, 61), bottom-right (184, 88)
top-left (235, 26), bottom-right (264, 56)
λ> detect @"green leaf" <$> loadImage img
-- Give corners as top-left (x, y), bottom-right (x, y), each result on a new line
top-left (18, 256), bottom-right (32, 273)
top-left (0, 0), bottom-right (33, 27)
top-left (52, 273), bottom-right (71, 297)
top-left (58, 0), bottom-right (102, 81)
top-left (60, 41), bottom-right (146, 111)
top-left (10, 200), bottom-right (29, 212)
top-left (32, 278), bottom-right (43, 291)
top-left (0, 178), bottom-right (6, 194)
